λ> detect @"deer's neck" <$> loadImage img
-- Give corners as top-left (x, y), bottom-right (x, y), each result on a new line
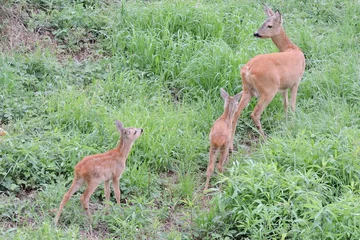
top-left (221, 105), bottom-right (233, 122)
top-left (271, 28), bottom-right (298, 52)
top-left (115, 138), bottom-right (134, 161)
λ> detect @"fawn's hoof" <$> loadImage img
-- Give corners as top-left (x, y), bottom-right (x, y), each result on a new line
top-left (229, 145), bottom-right (238, 154)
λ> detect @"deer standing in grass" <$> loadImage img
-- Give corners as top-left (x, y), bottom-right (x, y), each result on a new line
top-left (231, 4), bottom-right (305, 149)
top-left (0, 128), bottom-right (6, 136)
top-left (54, 120), bottom-right (143, 225)
top-left (204, 88), bottom-right (242, 191)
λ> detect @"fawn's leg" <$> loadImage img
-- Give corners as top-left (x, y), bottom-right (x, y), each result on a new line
top-left (104, 180), bottom-right (110, 208)
top-left (290, 82), bottom-right (299, 112)
top-left (204, 146), bottom-right (218, 191)
top-left (112, 176), bottom-right (121, 205)
top-left (281, 89), bottom-right (289, 114)
top-left (217, 145), bottom-right (229, 173)
top-left (54, 178), bottom-right (83, 225)
top-left (80, 180), bottom-right (100, 223)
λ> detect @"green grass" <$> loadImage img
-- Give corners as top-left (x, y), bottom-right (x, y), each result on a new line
top-left (1, 0), bottom-right (359, 239)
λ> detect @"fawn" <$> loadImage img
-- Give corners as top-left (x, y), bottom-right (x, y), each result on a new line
top-left (204, 88), bottom-right (242, 191)
top-left (0, 128), bottom-right (6, 136)
top-left (54, 120), bottom-right (143, 225)
top-left (231, 4), bottom-right (305, 147)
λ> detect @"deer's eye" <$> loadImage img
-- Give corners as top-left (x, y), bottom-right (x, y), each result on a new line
top-left (268, 25), bottom-right (273, 28)
top-left (134, 130), bottom-right (137, 135)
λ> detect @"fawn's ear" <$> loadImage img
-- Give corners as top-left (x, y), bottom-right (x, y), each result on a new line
top-left (115, 120), bottom-right (124, 132)
top-left (234, 91), bottom-right (242, 102)
top-left (220, 88), bottom-right (229, 100)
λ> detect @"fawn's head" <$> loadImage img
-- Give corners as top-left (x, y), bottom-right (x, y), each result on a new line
top-left (116, 120), bottom-right (143, 142)
top-left (254, 4), bottom-right (282, 38)
top-left (220, 88), bottom-right (242, 118)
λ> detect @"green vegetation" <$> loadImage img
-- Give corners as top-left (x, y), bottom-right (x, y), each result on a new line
top-left (1, 0), bottom-right (359, 239)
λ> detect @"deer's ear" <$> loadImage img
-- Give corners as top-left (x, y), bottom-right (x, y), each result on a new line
top-left (275, 10), bottom-right (282, 24)
top-left (234, 91), bottom-right (242, 102)
top-left (263, 4), bottom-right (275, 17)
top-left (220, 88), bottom-right (229, 100)
top-left (115, 120), bottom-right (124, 131)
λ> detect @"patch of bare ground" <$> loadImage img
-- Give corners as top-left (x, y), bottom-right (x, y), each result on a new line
top-left (233, 131), bottom-right (261, 154)
top-left (0, 4), bottom-right (101, 62)
top-left (0, 5), bottom-right (58, 53)
top-left (79, 220), bottom-right (111, 240)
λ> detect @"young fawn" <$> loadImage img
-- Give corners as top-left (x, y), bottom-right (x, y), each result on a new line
top-left (0, 128), bottom-right (6, 136)
top-left (231, 4), bottom-right (305, 147)
top-left (204, 88), bottom-right (242, 191)
top-left (54, 120), bottom-right (143, 225)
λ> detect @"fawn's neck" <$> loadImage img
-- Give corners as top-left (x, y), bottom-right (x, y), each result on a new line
top-left (115, 138), bottom-right (134, 161)
top-left (220, 105), bottom-right (234, 123)
top-left (271, 28), bottom-right (298, 52)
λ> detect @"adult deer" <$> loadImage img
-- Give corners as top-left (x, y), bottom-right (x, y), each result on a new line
top-left (231, 4), bottom-right (305, 148)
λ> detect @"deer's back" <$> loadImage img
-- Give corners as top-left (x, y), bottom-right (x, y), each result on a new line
top-left (243, 50), bottom-right (305, 90)
top-left (209, 119), bottom-right (232, 148)
top-left (75, 150), bottom-right (119, 181)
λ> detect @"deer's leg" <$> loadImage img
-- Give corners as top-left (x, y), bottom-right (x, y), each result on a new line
top-left (104, 180), bottom-right (110, 208)
top-left (290, 82), bottom-right (299, 112)
top-left (281, 89), bottom-right (289, 113)
top-left (204, 146), bottom-right (218, 191)
top-left (217, 145), bottom-right (229, 174)
top-left (250, 92), bottom-right (276, 139)
top-left (54, 178), bottom-right (84, 225)
top-left (80, 180), bottom-right (100, 223)
top-left (112, 176), bottom-right (121, 205)
top-left (231, 91), bottom-right (252, 151)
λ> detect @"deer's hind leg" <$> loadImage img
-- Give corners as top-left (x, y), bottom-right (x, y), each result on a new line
top-left (55, 177), bottom-right (84, 225)
top-left (204, 146), bottom-right (218, 191)
top-left (217, 144), bottom-right (229, 174)
top-left (250, 91), bottom-right (276, 139)
top-left (80, 179), bottom-right (100, 223)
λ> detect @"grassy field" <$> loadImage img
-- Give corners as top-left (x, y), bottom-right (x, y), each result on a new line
top-left (1, 0), bottom-right (359, 239)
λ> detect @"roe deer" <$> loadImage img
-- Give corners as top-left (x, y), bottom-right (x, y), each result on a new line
top-left (204, 88), bottom-right (242, 191)
top-left (54, 120), bottom-right (143, 225)
top-left (231, 4), bottom-right (305, 147)
top-left (0, 128), bottom-right (6, 136)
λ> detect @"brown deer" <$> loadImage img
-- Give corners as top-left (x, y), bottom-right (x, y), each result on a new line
top-left (54, 120), bottom-right (143, 225)
top-left (231, 4), bottom-right (305, 148)
top-left (0, 127), bottom-right (6, 136)
top-left (204, 88), bottom-right (242, 191)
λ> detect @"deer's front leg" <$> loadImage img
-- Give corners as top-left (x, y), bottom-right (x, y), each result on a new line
top-left (112, 176), bottom-right (121, 205)
top-left (104, 180), bottom-right (110, 208)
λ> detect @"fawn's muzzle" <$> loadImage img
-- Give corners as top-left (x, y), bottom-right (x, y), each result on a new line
top-left (254, 32), bottom-right (261, 38)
